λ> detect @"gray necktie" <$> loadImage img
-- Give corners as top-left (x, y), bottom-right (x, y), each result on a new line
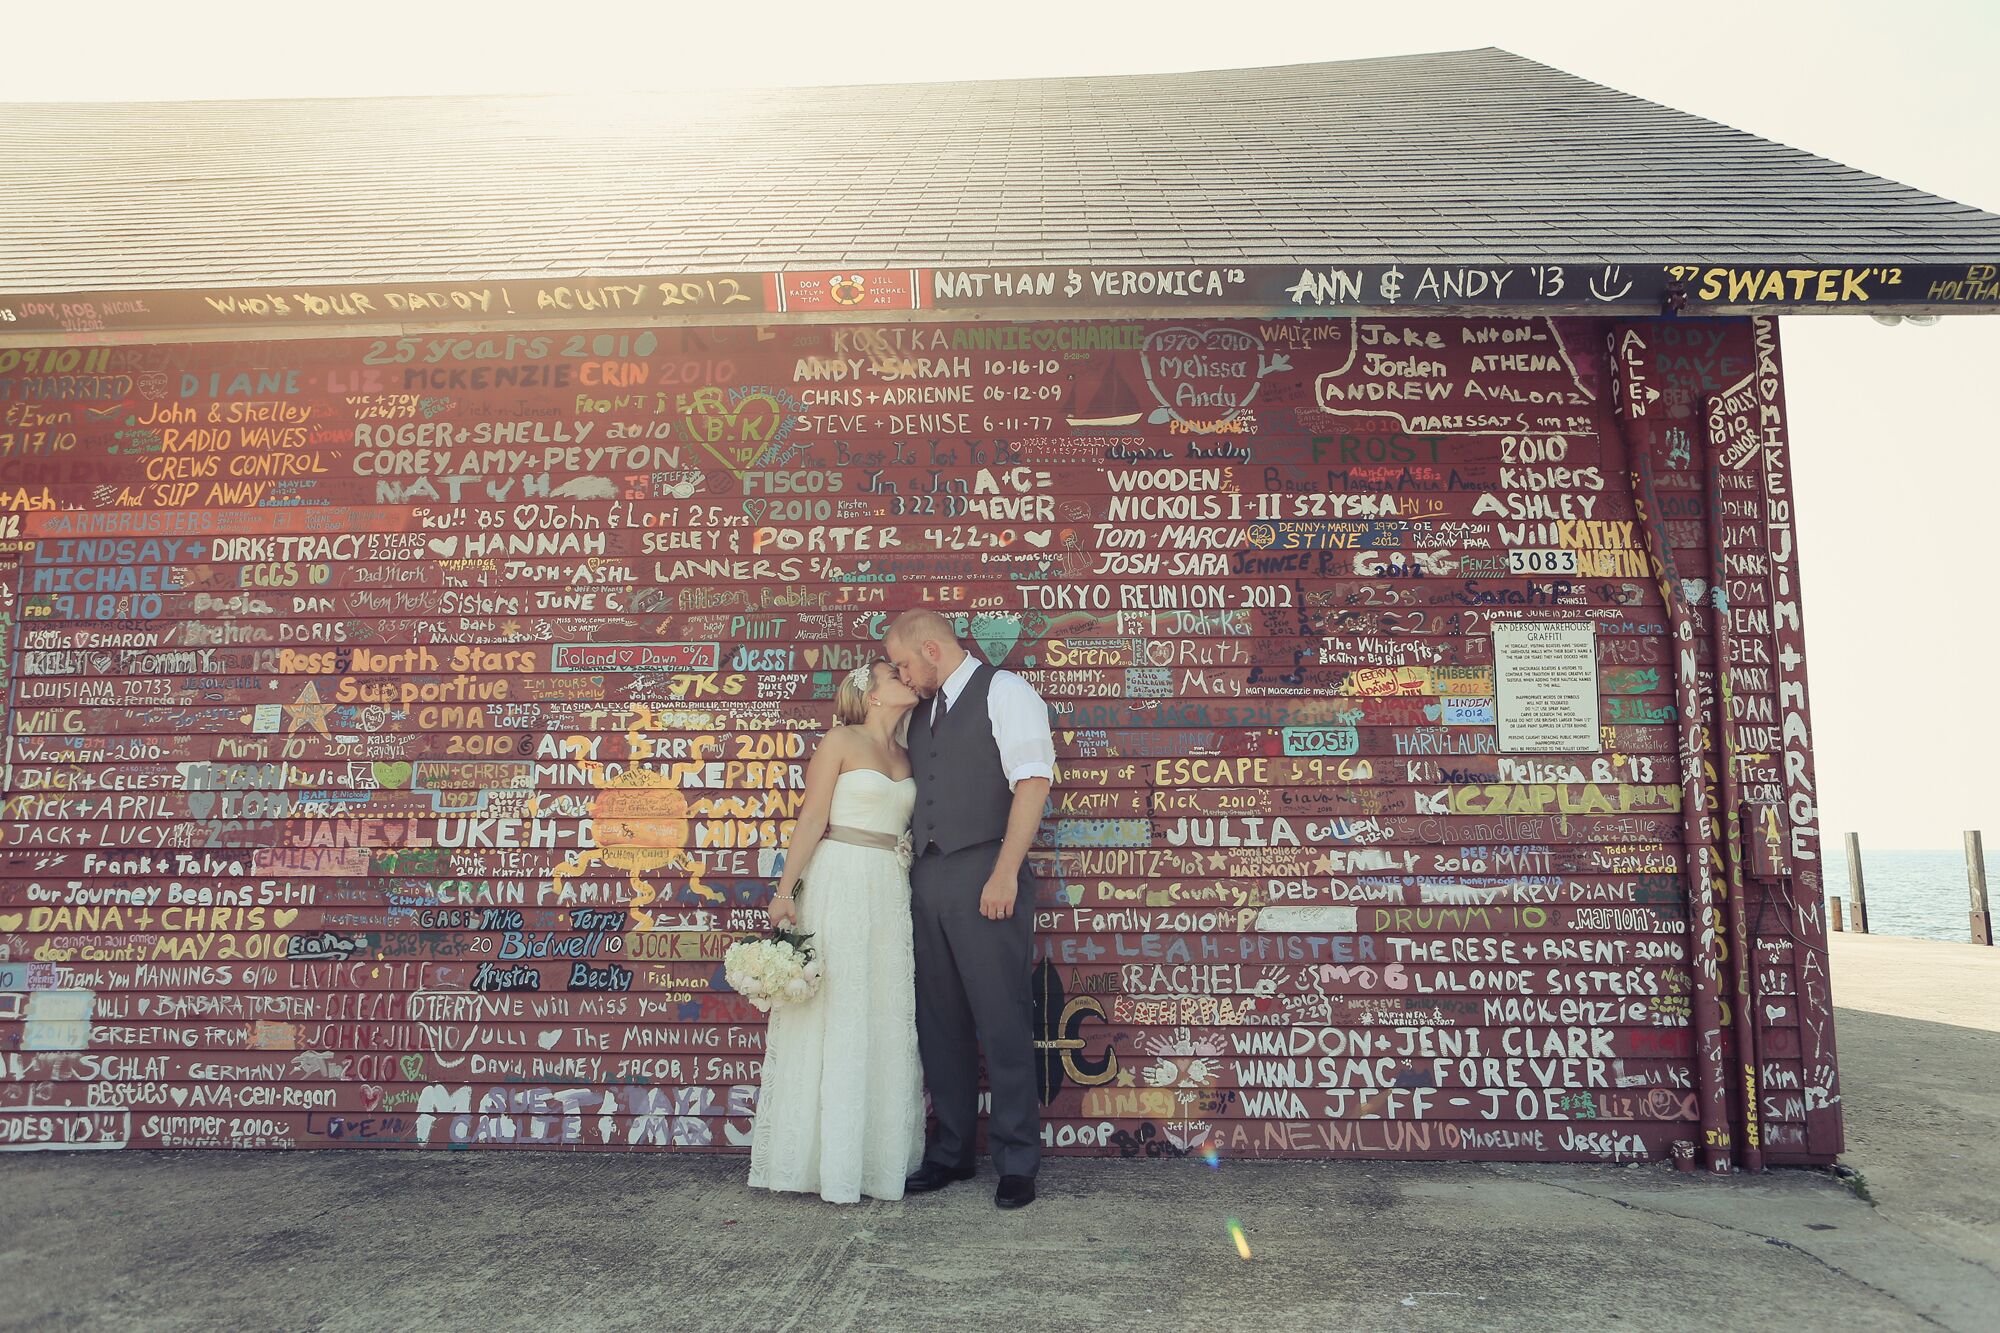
top-left (932, 690), bottom-right (949, 727)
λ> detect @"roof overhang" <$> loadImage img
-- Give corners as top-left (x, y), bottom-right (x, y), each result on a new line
top-left (4, 260), bottom-right (1995, 344)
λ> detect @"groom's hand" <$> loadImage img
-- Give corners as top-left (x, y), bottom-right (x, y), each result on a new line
top-left (978, 874), bottom-right (1019, 920)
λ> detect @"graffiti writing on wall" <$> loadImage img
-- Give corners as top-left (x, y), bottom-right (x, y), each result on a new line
top-left (0, 314), bottom-right (1830, 1161)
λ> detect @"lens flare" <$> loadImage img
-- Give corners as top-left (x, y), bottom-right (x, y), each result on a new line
top-left (1226, 1217), bottom-right (1252, 1261)
top-left (1201, 1147), bottom-right (1221, 1169)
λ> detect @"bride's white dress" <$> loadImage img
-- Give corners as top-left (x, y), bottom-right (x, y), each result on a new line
top-left (748, 769), bottom-right (925, 1203)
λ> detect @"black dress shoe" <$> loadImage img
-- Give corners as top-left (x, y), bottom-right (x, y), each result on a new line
top-left (994, 1175), bottom-right (1036, 1209)
top-left (904, 1161), bottom-right (975, 1194)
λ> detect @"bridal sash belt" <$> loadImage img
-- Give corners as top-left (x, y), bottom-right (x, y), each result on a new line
top-left (822, 825), bottom-right (903, 851)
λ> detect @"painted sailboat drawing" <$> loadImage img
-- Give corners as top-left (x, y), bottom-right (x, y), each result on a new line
top-left (1065, 361), bottom-right (1144, 427)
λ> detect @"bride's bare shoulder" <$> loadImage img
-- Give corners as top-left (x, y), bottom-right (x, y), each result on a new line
top-left (812, 724), bottom-right (863, 764)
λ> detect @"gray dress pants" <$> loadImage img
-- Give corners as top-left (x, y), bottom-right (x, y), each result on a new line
top-left (909, 840), bottom-right (1041, 1178)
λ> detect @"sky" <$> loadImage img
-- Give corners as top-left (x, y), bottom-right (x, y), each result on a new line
top-left (5, 0), bottom-right (1997, 848)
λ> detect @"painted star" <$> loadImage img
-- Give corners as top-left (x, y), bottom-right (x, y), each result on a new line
top-left (285, 681), bottom-right (333, 737)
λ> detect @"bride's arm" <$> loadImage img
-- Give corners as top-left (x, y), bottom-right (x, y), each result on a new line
top-left (770, 729), bottom-right (849, 926)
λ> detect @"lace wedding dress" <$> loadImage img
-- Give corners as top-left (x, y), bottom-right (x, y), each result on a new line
top-left (748, 769), bottom-right (925, 1203)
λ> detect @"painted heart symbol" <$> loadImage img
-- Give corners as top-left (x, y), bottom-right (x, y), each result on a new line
top-left (742, 499), bottom-right (768, 521)
top-left (372, 761), bottom-right (412, 790)
top-left (0, 913), bottom-right (19, 933)
top-left (1764, 1004), bottom-right (1788, 1023)
top-left (1423, 703), bottom-right (1442, 722)
top-left (361, 1085), bottom-right (384, 1111)
top-left (1060, 731), bottom-right (1076, 745)
top-left (682, 388), bottom-right (782, 442)
top-left (399, 1054), bottom-right (426, 1081)
top-left (803, 649), bottom-right (820, 668)
top-left (186, 790), bottom-right (215, 821)
top-left (169, 1087), bottom-right (187, 1105)
top-left (968, 613), bottom-right (1023, 665)
top-left (137, 997), bottom-right (151, 1015)
top-left (537, 1028), bottom-right (562, 1049)
top-left (1141, 325), bottom-right (1273, 427)
top-left (682, 388), bottom-right (787, 473)
top-left (1062, 884), bottom-right (1085, 906)
top-left (428, 535), bottom-right (459, 558)
top-left (1023, 530), bottom-right (1052, 549)
top-left (274, 908), bottom-right (299, 929)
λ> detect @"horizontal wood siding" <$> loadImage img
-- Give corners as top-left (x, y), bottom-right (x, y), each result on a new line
top-left (0, 314), bottom-right (1835, 1162)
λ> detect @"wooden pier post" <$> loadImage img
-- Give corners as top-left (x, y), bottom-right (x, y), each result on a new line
top-left (1844, 832), bottom-right (1870, 935)
top-left (1969, 830), bottom-right (1992, 947)
top-left (1829, 897), bottom-right (1845, 933)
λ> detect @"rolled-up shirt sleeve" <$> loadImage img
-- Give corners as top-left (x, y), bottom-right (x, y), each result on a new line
top-left (988, 670), bottom-right (1057, 790)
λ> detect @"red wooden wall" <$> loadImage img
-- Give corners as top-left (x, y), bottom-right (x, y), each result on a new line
top-left (0, 314), bottom-right (1838, 1163)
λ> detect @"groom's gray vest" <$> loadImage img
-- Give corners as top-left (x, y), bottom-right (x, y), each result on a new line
top-left (908, 663), bottom-right (1012, 856)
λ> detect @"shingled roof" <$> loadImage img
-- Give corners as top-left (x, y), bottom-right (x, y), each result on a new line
top-left (3, 46), bottom-right (1998, 293)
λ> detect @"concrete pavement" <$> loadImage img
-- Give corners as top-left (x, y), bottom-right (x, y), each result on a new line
top-left (1827, 933), bottom-right (2000, 1274)
top-left (2, 1143), bottom-right (1988, 1332)
top-left (2, 931), bottom-right (1994, 1332)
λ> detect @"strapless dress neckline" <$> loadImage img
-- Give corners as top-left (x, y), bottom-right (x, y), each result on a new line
top-left (843, 769), bottom-right (915, 785)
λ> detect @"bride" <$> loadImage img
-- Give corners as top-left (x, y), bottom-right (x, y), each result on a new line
top-left (747, 659), bottom-right (926, 1203)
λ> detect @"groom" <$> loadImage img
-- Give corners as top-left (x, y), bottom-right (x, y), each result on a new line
top-left (885, 609), bottom-right (1055, 1209)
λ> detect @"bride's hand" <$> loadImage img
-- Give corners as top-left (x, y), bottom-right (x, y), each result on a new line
top-left (768, 891), bottom-right (799, 929)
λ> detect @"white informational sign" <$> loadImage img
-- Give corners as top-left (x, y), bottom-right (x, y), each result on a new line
top-left (1491, 622), bottom-right (1601, 753)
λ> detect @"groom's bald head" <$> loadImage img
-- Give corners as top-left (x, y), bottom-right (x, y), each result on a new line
top-left (888, 608), bottom-right (956, 649)
top-left (885, 609), bottom-right (966, 697)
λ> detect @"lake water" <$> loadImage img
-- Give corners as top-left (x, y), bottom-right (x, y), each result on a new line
top-left (1820, 844), bottom-right (1991, 943)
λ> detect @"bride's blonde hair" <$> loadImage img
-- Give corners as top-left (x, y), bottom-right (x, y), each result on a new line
top-left (832, 660), bottom-right (884, 727)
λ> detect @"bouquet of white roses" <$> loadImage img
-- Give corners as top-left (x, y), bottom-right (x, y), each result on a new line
top-left (723, 928), bottom-right (822, 1012)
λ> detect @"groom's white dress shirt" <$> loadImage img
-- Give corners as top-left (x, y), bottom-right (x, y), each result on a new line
top-left (931, 654), bottom-right (1056, 793)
